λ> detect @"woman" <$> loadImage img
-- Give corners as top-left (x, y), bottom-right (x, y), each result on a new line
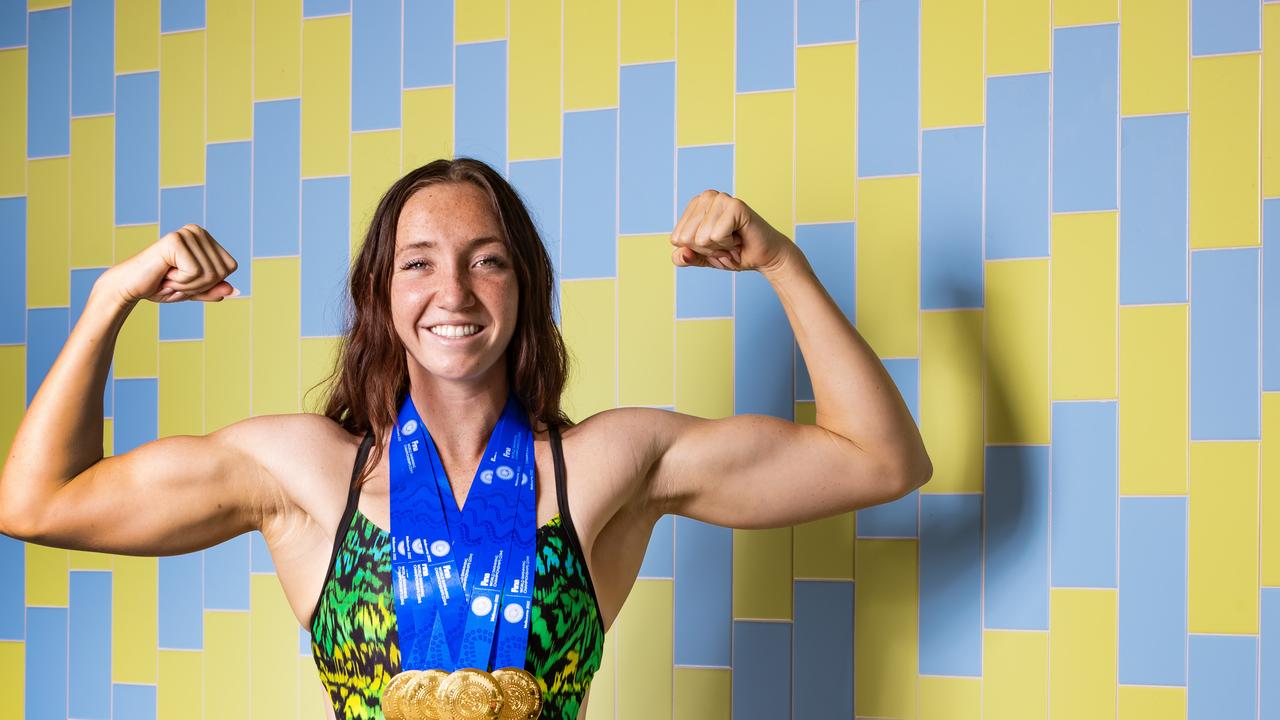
top-left (0, 157), bottom-right (931, 719)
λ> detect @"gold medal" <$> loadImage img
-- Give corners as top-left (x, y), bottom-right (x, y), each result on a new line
top-left (492, 667), bottom-right (543, 720)
top-left (403, 669), bottom-right (450, 720)
top-left (382, 670), bottom-right (421, 720)
top-left (438, 668), bottom-right (505, 720)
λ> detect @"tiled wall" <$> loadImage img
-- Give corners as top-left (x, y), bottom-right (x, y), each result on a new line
top-left (0, 0), bottom-right (1277, 718)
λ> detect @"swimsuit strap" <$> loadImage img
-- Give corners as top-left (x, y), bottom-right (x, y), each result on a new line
top-left (309, 428), bottom-right (375, 630)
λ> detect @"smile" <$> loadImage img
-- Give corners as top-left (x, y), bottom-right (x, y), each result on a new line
top-left (427, 324), bottom-right (484, 340)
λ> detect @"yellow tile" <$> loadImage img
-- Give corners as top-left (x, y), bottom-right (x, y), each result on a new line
top-left (350, 129), bottom-right (402, 253)
top-left (856, 176), bottom-right (919, 359)
top-left (794, 401), bottom-right (816, 425)
top-left (252, 258), bottom-right (301, 416)
top-left (619, 235), bottom-right (674, 407)
top-left (987, 0), bottom-right (1051, 75)
top-left (112, 555), bottom-right (158, 684)
top-left (1054, 0), bottom-right (1118, 26)
top-left (1265, 393), bottom-right (1280, 585)
top-left (67, 550), bottom-right (112, 570)
top-left (793, 514), bottom-right (854, 580)
top-left (621, 0), bottom-right (674, 64)
top-left (1049, 588), bottom-right (1117, 719)
top-left (25, 543), bottom-right (68, 606)
top-left (733, 528), bottom-right (792, 619)
top-left (251, 575), bottom-right (299, 718)
top-left (1265, 6), bottom-right (1280, 196)
top-left (1119, 684), bottom-right (1186, 719)
top-left (922, 0), bottom-right (984, 127)
top-left (1121, 0), bottom-right (1189, 115)
top-left (854, 539), bottom-right (917, 719)
top-left (301, 336), bottom-right (342, 414)
top-left (403, 87), bottom-right (454, 170)
top-left (254, 0), bottom-right (301, 101)
top-left (27, 157), bottom-right (69, 308)
top-left (1189, 441), bottom-right (1260, 634)
top-left (509, 0), bottom-right (562, 161)
top-left (299, 655), bottom-right (328, 719)
top-left (919, 675), bottom-right (980, 720)
top-left (456, 0), bottom-right (507, 43)
top-left (204, 297), bottom-right (251, 432)
top-left (673, 666), bottom-right (729, 720)
top-left (0, 641), bottom-right (23, 719)
top-left (103, 417), bottom-right (113, 457)
top-left (796, 43), bottom-right (856, 223)
top-left (28, 0), bottom-right (67, 7)
top-left (676, 0), bottom-right (734, 146)
top-left (583, 626), bottom-right (617, 720)
top-left (920, 309), bottom-right (983, 494)
top-left (160, 30), bottom-right (205, 188)
top-left (565, 0), bottom-right (618, 110)
top-left (158, 649), bottom-right (202, 719)
top-left (1119, 305), bottom-right (1187, 495)
top-left (675, 319), bottom-right (733, 419)
top-left (159, 340), bottom-right (204, 437)
top-left (112, 225), bottom-right (160, 378)
top-left (561, 279), bottom-right (617, 422)
top-left (1051, 212), bottom-right (1117, 400)
top-left (736, 91), bottom-right (794, 239)
top-left (302, 15), bottom-right (351, 178)
top-left (0, 48), bottom-right (25, 197)
top-left (616, 579), bottom-right (672, 720)
top-left (116, 0), bottom-right (158, 73)
top-left (208, 0), bottom-right (253, 142)
top-left (69, 115), bottom-right (115, 268)
top-left (983, 630), bottom-right (1048, 720)
top-left (204, 611), bottom-right (250, 717)
top-left (1190, 53), bottom-right (1260, 249)
top-left (0, 346), bottom-right (25, 476)
top-left (985, 259), bottom-right (1050, 444)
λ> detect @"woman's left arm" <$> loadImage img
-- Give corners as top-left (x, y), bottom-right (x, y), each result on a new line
top-left (636, 190), bottom-right (933, 529)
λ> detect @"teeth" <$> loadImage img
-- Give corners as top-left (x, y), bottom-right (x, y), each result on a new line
top-left (429, 324), bottom-right (481, 338)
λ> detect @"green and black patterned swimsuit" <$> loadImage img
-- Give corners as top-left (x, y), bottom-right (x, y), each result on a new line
top-left (310, 425), bottom-right (605, 719)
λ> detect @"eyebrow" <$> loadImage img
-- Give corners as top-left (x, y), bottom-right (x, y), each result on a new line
top-left (396, 236), bottom-right (505, 256)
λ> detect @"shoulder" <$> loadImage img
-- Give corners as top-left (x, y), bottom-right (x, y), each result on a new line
top-left (552, 407), bottom-right (679, 519)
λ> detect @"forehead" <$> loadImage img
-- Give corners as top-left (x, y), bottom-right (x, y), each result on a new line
top-left (395, 182), bottom-right (503, 247)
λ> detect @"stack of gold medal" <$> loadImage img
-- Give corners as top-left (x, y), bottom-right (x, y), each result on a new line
top-left (382, 667), bottom-right (543, 720)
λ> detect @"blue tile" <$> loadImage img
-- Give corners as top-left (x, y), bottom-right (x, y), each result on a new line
top-left (1263, 588), bottom-right (1280, 718)
top-left (71, 0), bottom-right (113, 116)
top-left (26, 607), bottom-right (68, 720)
top-left (305, 0), bottom-right (350, 17)
top-left (675, 144), bottom-right (734, 318)
top-left (300, 626), bottom-right (313, 656)
top-left (27, 307), bottom-right (69, 407)
top-left (159, 186), bottom-right (206, 341)
top-left (1120, 114), bottom-right (1189, 306)
top-left (673, 518), bottom-right (731, 666)
top-left (737, 0), bottom-right (794, 92)
top-left (884, 358), bottom-right (919, 426)
top-left (0, 0), bottom-right (25, 48)
top-left (455, 40), bottom-right (506, 172)
top-left (250, 531), bottom-right (275, 573)
top-left (158, 552), bottom-right (203, 649)
top-left (69, 267), bottom-right (108, 327)
top-left (69, 571), bottom-right (111, 718)
top-left (919, 494), bottom-right (982, 676)
top-left (0, 535), bottom-right (22, 640)
top-left (161, 0), bottom-right (204, 32)
top-left (984, 445), bottom-right (1050, 630)
top-left (795, 222), bottom-right (855, 401)
top-left (0, 197), bottom-right (26, 344)
top-left (352, 0), bottom-right (401, 131)
top-left (856, 489), bottom-right (918, 537)
top-left (1192, 0), bottom-right (1260, 55)
top-left (857, 0), bottom-right (918, 176)
top-left (207, 141), bottom-right (253, 295)
top-left (301, 176), bottom-right (350, 337)
top-left (736, 270), bottom-right (793, 419)
top-left (1190, 248), bottom-right (1260, 440)
top-left (1266, 200), bottom-right (1280, 392)
top-left (732, 621), bottom-right (792, 720)
top-left (1051, 402), bottom-right (1117, 588)
top-left (404, 0), bottom-right (452, 87)
top-left (253, 99), bottom-right (301, 257)
top-left (922, 126), bottom-right (984, 310)
top-left (798, 0), bottom-right (855, 44)
top-left (562, 109), bottom-right (617, 279)
top-left (510, 158), bottom-right (563, 324)
top-left (1118, 497), bottom-right (1187, 686)
top-left (793, 581), bottom-right (853, 717)
top-left (204, 535), bottom-right (250, 610)
top-left (28, 7), bottom-right (69, 157)
top-left (986, 73), bottom-right (1050, 259)
top-left (638, 514), bottom-right (673, 579)
top-left (1189, 634), bottom-right (1257, 719)
top-left (1052, 24), bottom-right (1118, 213)
top-left (113, 378), bottom-right (157, 455)
top-left (115, 72), bottom-right (160, 224)
top-left (112, 683), bottom-right (157, 719)
top-left (620, 62), bottom-right (675, 234)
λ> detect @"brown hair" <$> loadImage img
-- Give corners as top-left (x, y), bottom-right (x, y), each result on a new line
top-left (309, 157), bottom-right (574, 486)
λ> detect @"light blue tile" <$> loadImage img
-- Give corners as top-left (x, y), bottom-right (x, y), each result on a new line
top-left (455, 40), bottom-right (506, 172)
top-left (510, 158), bottom-right (563, 324)
top-left (252, 99), bottom-right (301, 257)
top-left (300, 626), bottom-right (313, 656)
top-left (70, 267), bottom-right (108, 327)
top-left (795, 222), bottom-right (855, 401)
top-left (1189, 634), bottom-right (1257, 719)
top-left (673, 517), bottom-right (731, 666)
top-left (737, 0), bottom-right (794, 92)
top-left (984, 445), bottom-right (1049, 630)
top-left (204, 535), bottom-right (250, 611)
top-left (304, 0), bottom-right (350, 18)
top-left (0, 197), bottom-right (25, 344)
top-left (26, 607), bottom-right (68, 720)
top-left (1120, 114), bottom-right (1188, 306)
top-left (1051, 401), bottom-right (1117, 588)
top-left (985, 73), bottom-right (1050, 260)
top-left (732, 621), bottom-right (792, 720)
top-left (159, 185), bottom-right (206, 341)
top-left (69, 571), bottom-right (111, 718)
top-left (207, 141), bottom-right (253, 296)
top-left (1190, 248), bottom-right (1260, 440)
top-left (161, 0), bottom-right (204, 32)
top-left (0, 535), bottom-right (23, 640)
top-left (115, 71), bottom-right (160, 224)
top-left (1118, 497), bottom-right (1186, 686)
top-left (113, 378), bottom-right (157, 455)
top-left (404, 0), bottom-right (452, 88)
top-left (29, 7), bottom-right (69, 157)
top-left (798, 0), bottom-right (855, 44)
top-left (0, 0), bottom-right (25, 48)
top-left (1191, 0), bottom-right (1260, 55)
top-left (301, 176), bottom-right (350, 337)
top-left (250, 531), bottom-right (275, 574)
top-left (1265, 200), bottom-right (1280, 392)
top-left (26, 307), bottom-right (68, 407)
top-left (71, 0), bottom-right (113, 116)
top-left (856, 489), bottom-right (917, 538)
top-left (919, 494), bottom-right (982, 676)
top-left (1263, 589), bottom-right (1280, 718)
top-left (112, 683), bottom-right (157, 719)
top-left (857, 0), bottom-right (918, 177)
top-left (675, 144), bottom-right (734, 319)
top-left (352, 0), bottom-right (400, 131)
top-left (620, 62), bottom-right (675, 234)
top-left (921, 126), bottom-right (983, 310)
top-left (562, 109), bottom-right (617, 280)
top-left (158, 552), bottom-right (203, 649)
top-left (638, 514), bottom-right (673, 579)
top-left (735, 270), bottom-right (793, 419)
top-left (884, 358), bottom-right (919, 426)
top-left (793, 581), bottom-right (853, 717)
top-left (1052, 24), bottom-right (1118, 213)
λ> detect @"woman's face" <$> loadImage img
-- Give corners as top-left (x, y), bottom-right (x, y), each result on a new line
top-left (389, 182), bottom-right (519, 385)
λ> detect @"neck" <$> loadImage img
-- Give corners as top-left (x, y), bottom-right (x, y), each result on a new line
top-left (405, 361), bottom-right (510, 464)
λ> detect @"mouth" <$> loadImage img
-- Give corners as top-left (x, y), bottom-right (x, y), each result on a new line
top-left (424, 324), bottom-right (486, 342)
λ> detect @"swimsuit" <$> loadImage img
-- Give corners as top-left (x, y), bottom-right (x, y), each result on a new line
top-left (309, 425), bottom-right (605, 719)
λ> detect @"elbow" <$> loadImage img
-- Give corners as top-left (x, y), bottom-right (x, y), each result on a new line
top-left (886, 452), bottom-right (933, 499)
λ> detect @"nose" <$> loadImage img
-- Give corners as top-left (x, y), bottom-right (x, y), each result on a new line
top-left (435, 261), bottom-right (475, 310)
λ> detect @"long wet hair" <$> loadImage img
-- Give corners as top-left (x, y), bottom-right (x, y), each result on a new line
top-left (311, 157), bottom-right (573, 487)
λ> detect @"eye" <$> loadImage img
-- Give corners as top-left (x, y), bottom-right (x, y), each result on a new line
top-left (477, 255), bottom-right (505, 268)
top-left (400, 258), bottom-right (429, 271)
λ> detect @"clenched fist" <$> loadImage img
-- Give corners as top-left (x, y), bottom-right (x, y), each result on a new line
top-left (670, 190), bottom-right (796, 274)
top-left (101, 224), bottom-right (239, 305)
